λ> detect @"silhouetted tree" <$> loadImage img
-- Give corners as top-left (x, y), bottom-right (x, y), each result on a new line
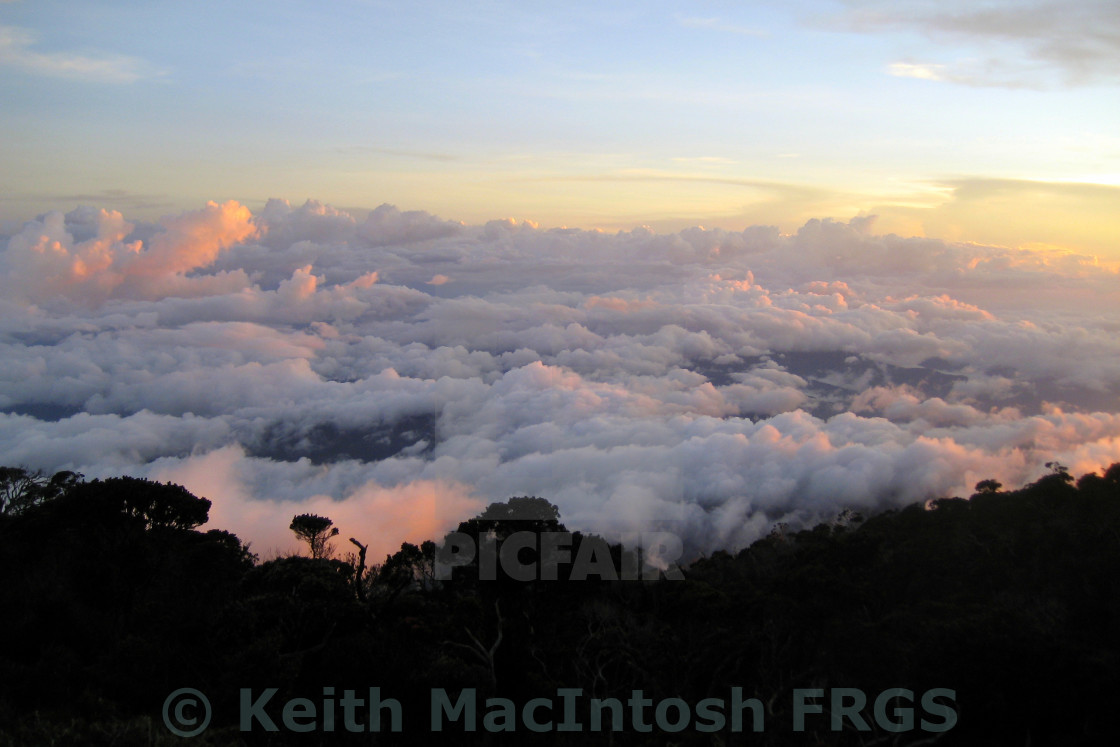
top-left (290, 513), bottom-right (339, 558)
top-left (374, 540), bottom-right (439, 603)
top-left (348, 536), bottom-right (369, 601)
top-left (476, 495), bottom-right (561, 524)
top-left (0, 467), bottom-right (81, 515)
top-left (975, 478), bottom-right (1002, 494)
top-left (61, 476), bottom-right (211, 530)
top-left (1044, 460), bottom-right (1074, 483)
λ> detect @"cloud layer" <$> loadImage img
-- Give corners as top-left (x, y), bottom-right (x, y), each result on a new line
top-left (2, 199), bottom-right (1118, 561)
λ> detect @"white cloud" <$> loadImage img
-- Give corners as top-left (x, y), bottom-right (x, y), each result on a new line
top-left (887, 62), bottom-right (948, 81)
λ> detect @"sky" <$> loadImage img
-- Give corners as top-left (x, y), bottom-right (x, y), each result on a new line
top-left (1, 1), bottom-right (1119, 561)
top-left (1, 0), bottom-right (1118, 255)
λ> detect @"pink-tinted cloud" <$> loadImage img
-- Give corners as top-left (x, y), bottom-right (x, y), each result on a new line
top-left (2, 201), bottom-right (258, 306)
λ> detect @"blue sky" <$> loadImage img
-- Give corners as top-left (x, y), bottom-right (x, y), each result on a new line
top-left (1, 0), bottom-right (1117, 254)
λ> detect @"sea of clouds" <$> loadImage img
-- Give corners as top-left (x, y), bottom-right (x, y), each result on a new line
top-left (2, 199), bottom-right (1118, 561)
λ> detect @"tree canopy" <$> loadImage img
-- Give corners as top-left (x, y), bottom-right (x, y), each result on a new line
top-left (290, 512), bottom-right (340, 559)
top-left (1, 463), bottom-right (1118, 745)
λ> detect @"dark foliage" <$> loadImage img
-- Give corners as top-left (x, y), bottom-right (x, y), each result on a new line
top-left (1, 463), bottom-right (1118, 745)
top-left (0, 466), bottom-right (82, 515)
top-left (289, 513), bottom-right (340, 559)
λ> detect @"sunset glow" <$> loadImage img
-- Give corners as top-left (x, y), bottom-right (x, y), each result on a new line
top-left (2, 0), bottom-right (1117, 255)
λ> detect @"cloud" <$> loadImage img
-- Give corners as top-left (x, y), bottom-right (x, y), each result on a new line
top-left (0, 24), bottom-right (162, 83)
top-left (0, 201), bottom-right (257, 306)
top-left (128, 201), bottom-right (257, 277)
top-left (887, 62), bottom-right (949, 82)
top-left (358, 203), bottom-right (463, 246)
top-left (2, 199), bottom-right (1119, 558)
top-left (886, 58), bottom-right (1053, 90)
top-left (832, 0), bottom-right (1120, 87)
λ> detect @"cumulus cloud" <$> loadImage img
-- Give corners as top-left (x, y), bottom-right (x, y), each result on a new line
top-left (0, 201), bottom-right (257, 306)
top-left (2, 199), bottom-right (1119, 558)
top-left (358, 203), bottom-right (463, 246)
